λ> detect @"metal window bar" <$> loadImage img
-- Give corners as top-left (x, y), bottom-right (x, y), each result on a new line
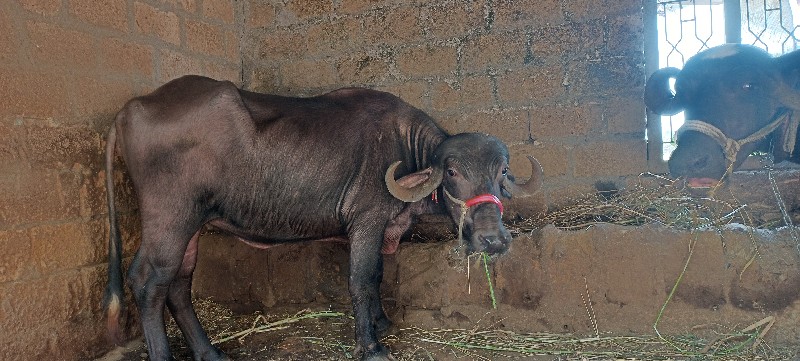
top-left (649, 0), bottom-right (799, 165)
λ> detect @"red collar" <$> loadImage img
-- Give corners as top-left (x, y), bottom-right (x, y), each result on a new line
top-left (465, 194), bottom-right (503, 215)
top-left (433, 190), bottom-right (504, 215)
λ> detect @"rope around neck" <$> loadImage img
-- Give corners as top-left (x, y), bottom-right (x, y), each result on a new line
top-left (442, 188), bottom-right (504, 242)
top-left (443, 188), bottom-right (469, 242)
top-left (677, 111), bottom-right (793, 166)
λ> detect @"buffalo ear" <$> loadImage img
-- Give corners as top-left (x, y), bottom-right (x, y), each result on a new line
top-left (394, 167), bottom-right (433, 188)
top-left (385, 161), bottom-right (444, 202)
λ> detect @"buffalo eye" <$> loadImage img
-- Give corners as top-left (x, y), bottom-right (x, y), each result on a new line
top-left (501, 167), bottom-right (508, 176)
top-left (447, 168), bottom-right (457, 177)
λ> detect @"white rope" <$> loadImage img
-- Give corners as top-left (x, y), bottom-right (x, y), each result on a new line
top-left (443, 188), bottom-right (468, 242)
top-left (677, 111), bottom-right (794, 166)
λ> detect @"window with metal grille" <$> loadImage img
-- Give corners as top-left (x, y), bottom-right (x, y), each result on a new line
top-left (645, 0), bottom-right (799, 167)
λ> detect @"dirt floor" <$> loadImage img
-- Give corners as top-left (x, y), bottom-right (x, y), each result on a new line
top-left (97, 171), bottom-right (800, 361)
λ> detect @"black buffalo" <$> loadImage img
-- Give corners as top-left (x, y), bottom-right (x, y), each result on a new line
top-left (102, 75), bottom-right (543, 361)
top-left (645, 44), bottom-right (800, 186)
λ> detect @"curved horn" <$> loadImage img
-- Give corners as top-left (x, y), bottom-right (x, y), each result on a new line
top-left (385, 161), bottom-right (443, 202)
top-left (644, 67), bottom-right (683, 116)
top-left (503, 156), bottom-right (543, 198)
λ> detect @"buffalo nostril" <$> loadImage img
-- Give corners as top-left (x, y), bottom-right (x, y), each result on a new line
top-left (479, 235), bottom-right (507, 254)
top-left (692, 155), bottom-right (708, 171)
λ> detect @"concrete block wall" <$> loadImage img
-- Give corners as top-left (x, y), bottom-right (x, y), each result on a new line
top-left (240, 0), bottom-right (648, 208)
top-left (0, 1), bottom-right (242, 359)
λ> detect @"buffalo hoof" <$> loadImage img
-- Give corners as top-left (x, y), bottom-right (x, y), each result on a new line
top-left (355, 343), bottom-right (396, 361)
top-left (193, 346), bottom-right (231, 361)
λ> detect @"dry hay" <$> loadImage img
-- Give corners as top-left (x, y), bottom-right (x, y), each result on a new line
top-left (511, 173), bottom-right (772, 234)
top-left (174, 298), bottom-right (794, 360)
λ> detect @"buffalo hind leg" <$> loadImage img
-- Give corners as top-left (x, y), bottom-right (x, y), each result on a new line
top-left (127, 215), bottom-right (207, 361)
top-left (349, 224), bottom-right (394, 361)
top-left (166, 231), bottom-right (229, 361)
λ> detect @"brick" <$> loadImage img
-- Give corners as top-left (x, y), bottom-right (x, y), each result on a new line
top-left (255, 29), bottom-right (306, 62)
top-left (4, 270), bottom-right (91, 336)
top-left (0, 121), bottom-right (25, 164)
top-left (0, 168), bottom-right (79, 226)
top-left (606, 95), bottom-right (646, 135)
top-left (247, 0), bottom-right (276, 28)
top-left (364, 7), bottom-right (421, 45)
top-left (396, 44), bottom-right (457, 79)
top-left (0, 229), bottom-right (32, 282)
top-left (0, 68), bottom-right (69, 120)
top-left (531, 22), bottom-right (607, 60)
top-left (305, 18), bottom-right (362, 57)
top-left (186, 19), bottom-right (237, 59)
top-left (423, 1), bottom-right (483, 39)
top-left (456, 108), bottom-right (530, 145)
top-left (462, 30), bottom-right (527, 73)
top-left (573, 139), bottom-right (647, 177)
top-left (22, 121), bottom-right (102, 171)
top-left (160, 0), bottom-right (197, 13)
top-left (202, 0), bottom-right (235, 23)
top-left (496, 66), bottom-right (566, 106)
top-left (494, 0), bottom-right (563, 29)
top-left (338, 0), bottom-right (382, 14)
top-left (0, 10), bottom-right (16, 61)
top-left (69, 0), bottom-right (128, 32)
top-left (530, 103), bottom-right (602, 139)
top-left (158, 49), bottom-right (204, 83)
top-left (607, 15), bottom-right (644, 54)
top-left (377, 81), bottom-right (428, 111)
top-left (509, 142), bottom-right (570, 178)
top-left (134, 2), bottom-right (180, 45)
top-left (203, 60), bottom-right (242, 84)
top-left (98, 37), bottom-right (154, 77)
top-left (280, 58), bottom-right (338, 91)
top-left (17, 0), bottom-right (60, 16)
top-left (336, 53), bottom-right (390, 85)
top-left (567, 57), bottom-right (644, 98)
top-left (245, 67), bottom-right (279, 92)
top-left (26, 21), bottom-right (97, 70)
top-left (563, 0), bottom-right (637, 21)
top-left (29, 222), bottom-right (103, 273)
top-left (460, 76), bottom-right (495, 108)
top-left (71, 76), bottom-right (137, 123)
top-left (287, 0), bottom-right (333, 19)
top-left (431, 75), bottom-right (494, 112)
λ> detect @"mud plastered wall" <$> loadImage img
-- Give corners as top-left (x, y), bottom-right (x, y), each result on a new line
top-left (240, 0), bottom-right (647, 207)
top-left (0, 1), bottom-right (242, 359)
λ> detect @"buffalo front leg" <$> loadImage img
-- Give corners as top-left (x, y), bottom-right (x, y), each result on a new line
top-left (166, 231), bottom-right (230, 361)
top-left (349, 225), bottom-right (394, 361)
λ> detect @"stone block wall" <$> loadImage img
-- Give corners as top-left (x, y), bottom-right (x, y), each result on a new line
top-left (0, 1), bottom-right (242, 359)
top-left (240, 0), bottom-right (648, 207)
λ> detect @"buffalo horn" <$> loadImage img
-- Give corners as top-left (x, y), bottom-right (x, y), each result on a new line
top-left (385, 161), bottom-right (443, 202)
top-left (644, 67), bottom-right (683, 116)
top-left (503, 156), bottom-right (543, 197)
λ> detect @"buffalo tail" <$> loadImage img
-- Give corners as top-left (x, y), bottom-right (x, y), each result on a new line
top-left (102, 124), bottom-right (125, 345)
